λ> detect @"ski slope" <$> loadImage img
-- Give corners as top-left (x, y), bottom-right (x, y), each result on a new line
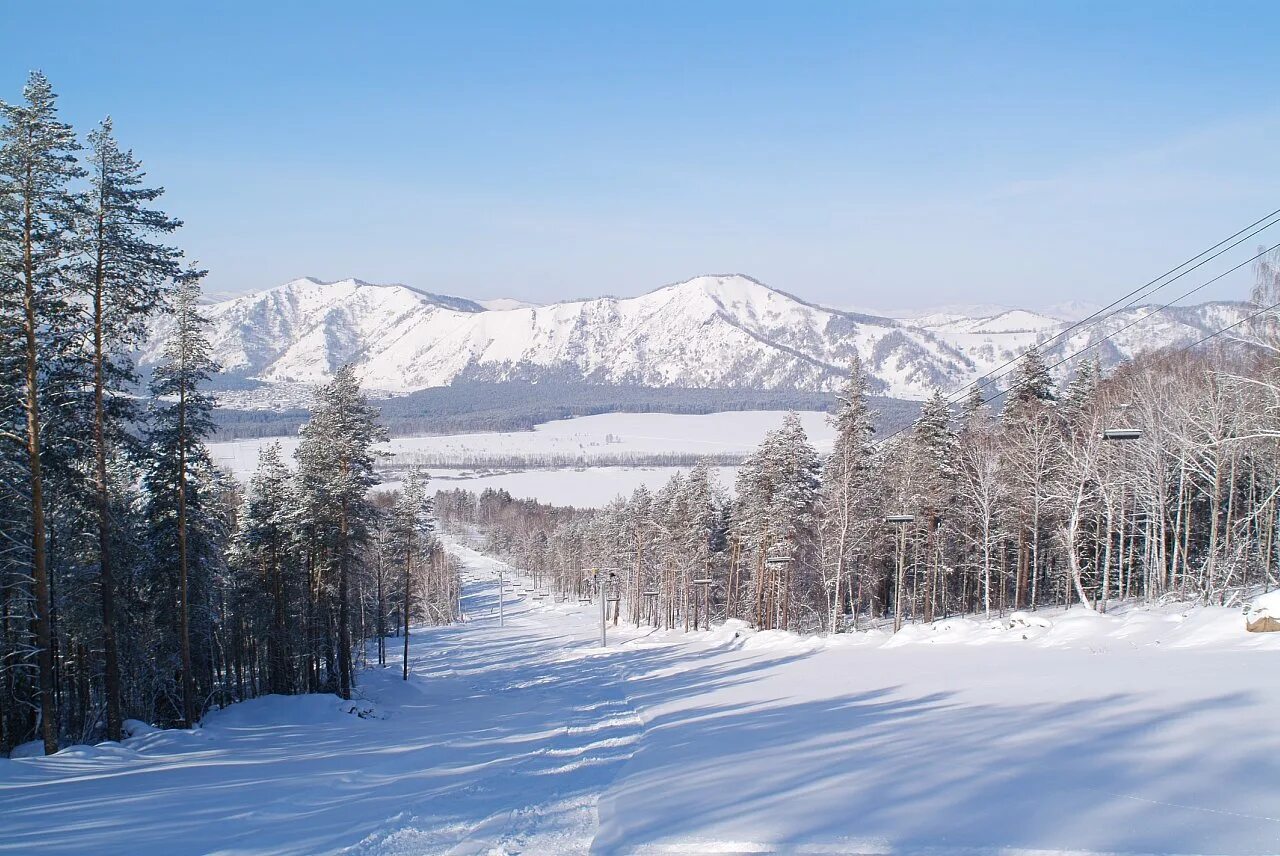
top-left (3, 543), bottom-right (1280, 855)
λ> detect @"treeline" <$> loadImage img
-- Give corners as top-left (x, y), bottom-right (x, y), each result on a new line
top-left (387, 450), bottom-right (742, 472)
top-left (0, 74), bottom-right (455, 757)
top-left (212, 381), bottom-right (923, 440)
top-left (439, 300), bottom-right (1280, 635)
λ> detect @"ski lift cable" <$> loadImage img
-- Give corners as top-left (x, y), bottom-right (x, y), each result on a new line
top-left (951, 207), bottom-right (1280, 408)
top-left (872, 240), bottom-right (1280, 448)
top-left (980, 242), bottom-right (1280, 406)
top-left (869, 208), bottom-right (1280, 450)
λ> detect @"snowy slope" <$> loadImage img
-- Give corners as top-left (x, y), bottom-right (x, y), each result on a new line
top-left (478, 297), bottom-right (541, 311)
top-left (4, 542), bottom-right (1279, 855)
top-left (142, 274), bottom-right (1254, 402)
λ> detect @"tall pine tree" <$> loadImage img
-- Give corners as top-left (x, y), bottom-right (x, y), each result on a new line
top-left (0, 71), bottom-right (84, 754)
top-left (144, 268), bottom-right (217, 728)
top-left (294, 365), bottom-right (386, 699)
top-left (77, 117), bottom-right (182, 741)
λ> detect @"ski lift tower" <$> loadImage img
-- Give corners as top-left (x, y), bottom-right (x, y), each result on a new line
top-left (885, 514), bottom-right (916, 633)
top-left (591, 568), bottom-right (622, 647)
top-left (1099, 427), bottom-right (1141, 612)
top-left (692, 576), bottom-right (713, 631)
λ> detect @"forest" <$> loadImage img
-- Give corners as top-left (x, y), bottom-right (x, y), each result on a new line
top-left (440, 290), bottom-right (1280, 636)
top-left (0, 73), bottom-right (458, 757)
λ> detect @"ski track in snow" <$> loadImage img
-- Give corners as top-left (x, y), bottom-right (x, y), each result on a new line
top-left (3, 540), bottom-right (1280, 855)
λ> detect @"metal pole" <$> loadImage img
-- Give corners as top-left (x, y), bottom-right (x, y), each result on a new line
top-left (894, 524), bottom-right (906, 633)
top-left (498, 569), bottom-right (505, 627)
top-left (600, 579), bottom-right (607, 647)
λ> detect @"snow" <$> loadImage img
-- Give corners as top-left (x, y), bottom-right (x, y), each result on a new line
top-left (478, 298), bottom-right (541, 311)
top-left (209, 410), bottom-right (833, 506)
top-left (5, 543), bottom-right (1280, 855)
top-left (210, 410), bottom-right (831, 476)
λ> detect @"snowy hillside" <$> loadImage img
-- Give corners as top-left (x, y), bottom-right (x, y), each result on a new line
top-left (6, 541), bottom-right (1279, 855)
top-left (142, 274), bottom-right (1253, 403)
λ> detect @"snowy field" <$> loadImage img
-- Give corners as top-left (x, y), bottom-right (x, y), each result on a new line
top-left (4, 542), bottom-right (1280, 855)
top-left (210, 410), bottom-right (832, 480)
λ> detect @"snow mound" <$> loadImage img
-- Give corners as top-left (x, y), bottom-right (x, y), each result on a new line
top-left (1248, 588), bottom-right (1280, 617)
top-left (123, 719), bottom-right (158, 738)
top-left (8, 740), bottom-right (44, 759)
top-left (199, 693), bottom-right (376, 729)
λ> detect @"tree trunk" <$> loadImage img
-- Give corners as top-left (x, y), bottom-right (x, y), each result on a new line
top-left (402, 539), bottom-right (412, 681)
top-left (337, 508), bottom-right (353, 700)
top-left (177, 380), bottom-right (195, 728)
top-left (90, 211), bottom-right (123, 742)
top-left (21, 182), bottom-right (58, 756)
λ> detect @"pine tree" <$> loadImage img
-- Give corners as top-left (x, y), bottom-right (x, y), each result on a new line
top-left (294, 365), bottom-right (386, 700)
top-left (391, 469), bottom-right (434, 680)
top-left (1061, 356), bottom-right (1101, 429)
top-left (741, 412), bottom-right (820, 630)
top-left (819, 357), bottom-right (878, 630)
top-left (0, 71), bottom-right (84, 754)
top-left (144, 268), bottom-right (218, 728)
top-left (1007, 348), bottom-right (1056, 411)
top-left (76, 117), bottom-right (182, 741)
top-left (961, 382), bottom-right (987, 421)
top-left (908, 390), bottom-right (958, 621)
top-left (232, 443), bottom-right (294, 694)
top-left (1001, 354), bottom-right (1062, 611)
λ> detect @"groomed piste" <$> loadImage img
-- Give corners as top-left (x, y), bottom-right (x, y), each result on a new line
top-left (3, 540), bottom-right (1279, 855)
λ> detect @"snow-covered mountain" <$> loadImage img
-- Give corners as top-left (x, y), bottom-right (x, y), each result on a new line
top-left (141, 274), bottom-right (1253, 404)
top-left (478, 297), bottom-right (541, 311)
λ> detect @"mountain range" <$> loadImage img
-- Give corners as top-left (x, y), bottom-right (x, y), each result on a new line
top-left (140, 274), bottom-right (1252, 407)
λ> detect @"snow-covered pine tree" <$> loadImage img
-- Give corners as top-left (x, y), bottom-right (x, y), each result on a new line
top-left (677, 462), bottom-right (721, 630)
top-left (623, 484), bottom-right (654, 626)
top-left (144, 267), bottom-right (218, 728)
top-left (960, 382), bottom-right (986, 421)
top-left (1060, 356), bottom-right (1101, 430)
top-left (75, 117), bottom-right (182, 742)
top-left (819, 357), bottom-right (878, 631)
top-left (908, 390), bottom-right (958, 622)
top-left (390, 468), bottom-right (434, 680)
top-left (0, 71), bottom-right (84, 754)
top-left (1000, 349), bottom-right (1061, 609)
top-left (740, 412), bottom-right (821, 631)
top-left (294, 365), bottom-right (386, 700)
top-left (231, 442), bottom-right (295, 694)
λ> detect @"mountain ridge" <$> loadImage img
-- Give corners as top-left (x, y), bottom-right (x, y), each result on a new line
top-left (143, 274), bottom-right (1255, 406)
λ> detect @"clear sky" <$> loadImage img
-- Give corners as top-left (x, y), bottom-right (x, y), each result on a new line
top-left (4, 1), bottom-right (1278, 311)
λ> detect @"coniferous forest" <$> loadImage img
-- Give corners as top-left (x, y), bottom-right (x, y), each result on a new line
top-left (0, 73), bottom-right (456, 756)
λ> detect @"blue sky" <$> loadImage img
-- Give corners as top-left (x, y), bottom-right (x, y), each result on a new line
top-left (4, 1), bottom-right (1278, 310)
